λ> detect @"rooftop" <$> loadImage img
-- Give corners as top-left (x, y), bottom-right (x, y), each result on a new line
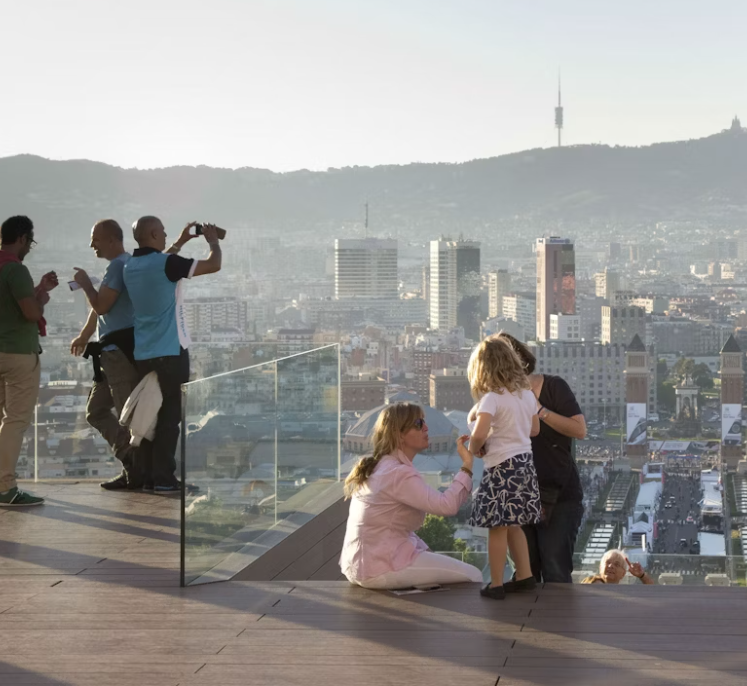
top-left (2, 482), bottom-right (747, 685)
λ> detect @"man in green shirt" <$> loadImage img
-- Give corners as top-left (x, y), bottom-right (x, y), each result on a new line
top-left (0, 216), bottom-right (58, 506)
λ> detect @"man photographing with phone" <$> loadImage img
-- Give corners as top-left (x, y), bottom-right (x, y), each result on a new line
top-left (123, 217), bottom-right (222, 493)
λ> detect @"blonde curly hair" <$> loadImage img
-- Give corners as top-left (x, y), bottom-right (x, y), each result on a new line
top-left (343, 402), bottom-right (424, 498)
top-left (467, 335), bottom-right (531, 400)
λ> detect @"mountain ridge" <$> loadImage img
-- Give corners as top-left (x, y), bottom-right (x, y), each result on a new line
top-left (2, 128), bottom-right (746, 239)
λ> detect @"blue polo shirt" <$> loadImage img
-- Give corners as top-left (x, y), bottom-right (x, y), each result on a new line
top-left (98, 253), bottom-right (135, 350)
top-left (123, 248), bottom-right (195, 360)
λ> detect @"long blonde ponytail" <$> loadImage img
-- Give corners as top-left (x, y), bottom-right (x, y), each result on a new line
top-left (344, 402), bottom-right (424, 498)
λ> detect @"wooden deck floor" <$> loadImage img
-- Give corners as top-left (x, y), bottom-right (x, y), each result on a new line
top-left (1, 483), bottom-right (747, 686)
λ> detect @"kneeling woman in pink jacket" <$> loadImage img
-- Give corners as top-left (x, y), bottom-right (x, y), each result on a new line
top-left (340, 402), bottom-right (484, 590)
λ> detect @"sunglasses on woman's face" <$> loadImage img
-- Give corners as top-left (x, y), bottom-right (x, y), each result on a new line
top-left (414, 418), bottom-right (426, 431)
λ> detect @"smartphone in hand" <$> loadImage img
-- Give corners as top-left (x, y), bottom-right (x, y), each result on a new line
top-left (194, 224), bottom-right (227, 240)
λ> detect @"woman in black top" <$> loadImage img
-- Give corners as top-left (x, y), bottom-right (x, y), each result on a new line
top-left (499, 334), bottom-right (587, 583)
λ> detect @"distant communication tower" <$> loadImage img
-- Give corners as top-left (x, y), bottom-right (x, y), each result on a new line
top-left (555, 73), bottom-right (564, 147)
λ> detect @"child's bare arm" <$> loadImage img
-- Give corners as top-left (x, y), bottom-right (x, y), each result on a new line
top-left (530, 414), bottom-right (540, 437)
top-left (469, 413), bottom-right (492, 455)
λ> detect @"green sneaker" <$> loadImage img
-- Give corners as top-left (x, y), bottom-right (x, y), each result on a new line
top-left (0, 487), bottom-right (44, 507)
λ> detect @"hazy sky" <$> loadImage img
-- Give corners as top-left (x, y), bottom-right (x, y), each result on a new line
top-left (2, 0), bottom-right (745, 171)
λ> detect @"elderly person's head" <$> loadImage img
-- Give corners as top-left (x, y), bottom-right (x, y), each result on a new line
top-left (344, 402), bottom-right (428, 498)
top-left (598, 549), bottom-right (628, 583)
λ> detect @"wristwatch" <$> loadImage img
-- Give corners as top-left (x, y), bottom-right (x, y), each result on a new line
top-left (538, 406), bottom-right (550, 421)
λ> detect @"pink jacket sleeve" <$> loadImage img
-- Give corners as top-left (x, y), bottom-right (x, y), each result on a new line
top-left (384, 468), bottom-right (472, 517)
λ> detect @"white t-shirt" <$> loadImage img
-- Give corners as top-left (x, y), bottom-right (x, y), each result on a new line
top-left (469, 389), bottom-right (536, 469)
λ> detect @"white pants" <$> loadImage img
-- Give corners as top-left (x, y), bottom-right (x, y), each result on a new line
top-left (359, 552), bottom-right (484, 590)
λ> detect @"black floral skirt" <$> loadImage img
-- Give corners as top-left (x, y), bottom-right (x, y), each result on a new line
top-left (468, 452), bottom-right (541, 528)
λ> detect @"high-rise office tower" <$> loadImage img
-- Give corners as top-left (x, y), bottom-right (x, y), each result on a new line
top-left (430, 239), bottom-right (457, 332)
top-left (429, 238), bottom-right (481, 336)
top-left (488, 270), bottom-right (511, 319)
top-left (536, 237), bottom-right (576, 342)
top-left (456, 240), bottom-right (481, 339)
top-left (334, 238), bottom-right (398, 299)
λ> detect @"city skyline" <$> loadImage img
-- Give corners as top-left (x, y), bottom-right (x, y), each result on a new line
top-left (2, 0), bottom-right (747, 171)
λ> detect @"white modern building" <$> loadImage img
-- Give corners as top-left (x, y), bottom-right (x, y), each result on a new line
top-left (334, 238), bottom-right (398, 299)
top-left (488, 270), bottom-right (511, 318)
top-left (502, 292), bottom-right (537, 340)
top-left (550, 313), bottom-right (581, 341)
top-left (429, 239), bottom-right (458, 332)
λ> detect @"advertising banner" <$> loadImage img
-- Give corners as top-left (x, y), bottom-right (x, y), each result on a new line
top-left (721, 404), bottom-right (742, 446)
top-left (626, 403), bottom-right (647, 445)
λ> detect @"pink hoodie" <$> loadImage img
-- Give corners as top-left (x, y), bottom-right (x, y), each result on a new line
top-left (340, 449), bottom-right (472, 583)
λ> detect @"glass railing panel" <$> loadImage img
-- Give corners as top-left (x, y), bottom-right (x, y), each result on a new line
top-left (26, 339), bottom-right (322, 483)
top-left (182, 345), bottom-right (340, 586)
top-left (572, 552), bottom-right (747, 586)
top-left (30, 352), bottom-right (122, 482)
top-left (274, 345), bottom-right (341, 523)
top-left (188, 341), bottom-right (323, 378)
top-left (182, 357), bottom-right (279, 585)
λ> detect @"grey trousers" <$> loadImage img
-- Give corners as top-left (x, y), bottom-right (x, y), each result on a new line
top-left (86, 349), bottom-right (139, 471)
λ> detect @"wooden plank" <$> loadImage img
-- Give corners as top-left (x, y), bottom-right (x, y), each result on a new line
top-left (523, 618), bottom-right (747, 635)
top-left (221, 630), bottom-right (517, 657)
top-left (512, 633), bottom-right (747, 652)
top-left (0, 656), bottom-right (201, 673)
top-left (308, 550), bottom-right (347, 581)
top-left (0, 613), bottom-right (261, 630)
top-left (179, 663), bottom-right (500, 686)
top-left (273, 519), bottom-right (348, 581)
top-left (0, 674), bottom-right (182, 686)
top-left (0, 629), bottom-right (234, 655)
top-left (3, 594), bottom-right (281, 615)
top-left (264, 591), bottom-right (536, 616)
top-left (497, 669), bottom-right (747, 686)
top-left (505, 654), bottom-right (747, 668)
top-left (255, 613), bottom-right (524, 632)
top-left (529, 607), bottom-right (747, 619)
top-left (232, 488), bottom-right (349, 582)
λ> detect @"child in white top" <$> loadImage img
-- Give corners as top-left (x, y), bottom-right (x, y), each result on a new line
top-left (466, 335), bottom-right (541, 600)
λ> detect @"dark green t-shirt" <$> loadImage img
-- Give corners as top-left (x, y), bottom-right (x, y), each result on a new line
top-left (0, 262), bottom-right (38, 354)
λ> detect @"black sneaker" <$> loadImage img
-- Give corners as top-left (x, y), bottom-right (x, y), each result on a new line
top-left (503, 576), bottom-right (537, 593)
top-left (100, 473), bottom-right (129, 491)
top-left (142, 482), bottom-right (154, 492)
top-left (480, 584), bottom-right (505, 600)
